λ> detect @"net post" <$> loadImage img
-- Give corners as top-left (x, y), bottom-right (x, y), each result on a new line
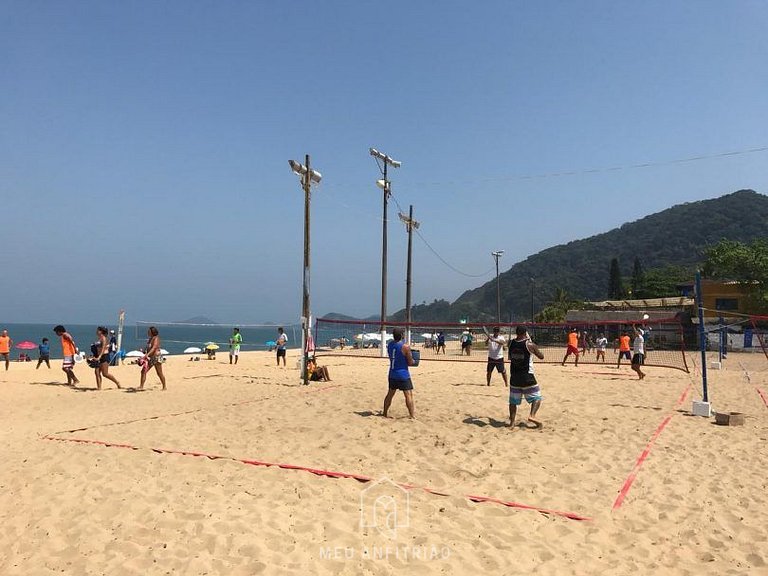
top-left (694, 271), bottom-right (710, 412)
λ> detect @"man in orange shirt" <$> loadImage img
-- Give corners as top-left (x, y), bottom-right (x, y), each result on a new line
top-left (53, 325), bottom-right (80, 386)
top-left (561, 328), bottom-right (580, 367)
top-left (0, 329), bottom-right (12, 371)
top-left (616, 330), bottom-right (632, 368)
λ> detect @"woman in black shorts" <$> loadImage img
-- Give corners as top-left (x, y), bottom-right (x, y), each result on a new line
top-left (92, 326), bottom-right (121, 390)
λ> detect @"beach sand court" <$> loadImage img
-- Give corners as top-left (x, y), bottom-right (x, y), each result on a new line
top-left (1, 351), bottom-right (767, 575)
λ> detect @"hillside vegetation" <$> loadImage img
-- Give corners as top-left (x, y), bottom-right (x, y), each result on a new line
top-left (381, 189), bottom-right (768, 322)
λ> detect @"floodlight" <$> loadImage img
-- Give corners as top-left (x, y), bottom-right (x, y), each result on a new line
top-left (376, 179), bottom-right (387, 189)
top-left (288, 160), bottom-right (321, 184)
top-left (399, 212), bottom-right (420, 229)
top-left (369, 147), bottom-right (401, 168)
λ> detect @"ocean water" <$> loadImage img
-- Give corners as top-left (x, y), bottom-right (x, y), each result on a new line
top-left (0, 323), bottom-right (301, 358)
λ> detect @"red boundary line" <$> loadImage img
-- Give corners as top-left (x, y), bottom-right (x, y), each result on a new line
top-left (755, 386), bottom-right (768, 408)
top-left (611, 384), bottom-right (691, 511)
top-left (42, 435), bottom-right (591, 522)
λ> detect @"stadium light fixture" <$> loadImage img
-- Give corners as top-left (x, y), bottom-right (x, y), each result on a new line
top-left (288, 159), bottom-right (322, 184)
top-left (370, 147), bottom-right (401, 357)
top-left (288, 154), bottom-right (322, 386)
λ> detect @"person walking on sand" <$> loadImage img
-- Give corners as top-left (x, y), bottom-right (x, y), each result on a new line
top-left (631, 325), bottom-right (646, 380)
top-left (53, 325), bottom-right (80, 386)
top-left (616, 330), bottom-right (632, 368)
top-left (229, 327), bottom-right (242, 365)
top-left (92, 326), bottom-right (121, 390)
top-left (108, 329), bottom-right (119, 365)
top-left (0, 329), bottom-right (12, 371)
top-left (276, 327), bottom-right (287, 366)
top-left (383, 328), bottom-right (416, 419)
top-left (486, 326), bottom-right (508, 387)
top-left (508, 326), bottom-right (545, 429)
top-left (139, 326), bottom-right (166, 391)
top-left (561, 328), bottom-right (579, 367)
top-left (37, 337), bottom-right (51, 369)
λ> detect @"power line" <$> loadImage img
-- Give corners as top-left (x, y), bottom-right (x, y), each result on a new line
top-left (407, 145), bottom-right (768, 188)
top-left (414, 228), bottom-right (495, 279)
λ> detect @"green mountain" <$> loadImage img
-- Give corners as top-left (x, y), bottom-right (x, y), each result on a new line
top-left (389, 189), bottom-right (768, 322)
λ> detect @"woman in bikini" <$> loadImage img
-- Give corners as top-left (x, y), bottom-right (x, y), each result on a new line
top-left (139, 326), bottom-right (167, 390)
top-left (92, 326), bottom-right (121, 390)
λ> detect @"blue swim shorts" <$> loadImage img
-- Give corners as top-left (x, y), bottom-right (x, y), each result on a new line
top-left (509, 384), bottom-right (542, 406)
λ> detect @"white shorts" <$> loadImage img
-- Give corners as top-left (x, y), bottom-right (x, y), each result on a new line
top-left (230, 348), bottom-right (240, 356)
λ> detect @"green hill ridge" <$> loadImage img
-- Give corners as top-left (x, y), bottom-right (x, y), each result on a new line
top-left (382, 189), bottom-right (768, 322)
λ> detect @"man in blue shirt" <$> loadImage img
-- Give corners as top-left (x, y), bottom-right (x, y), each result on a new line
top-left (383, 328), bottom-right (416, 419)
top-left (37, 338), bottom-right (51, 369)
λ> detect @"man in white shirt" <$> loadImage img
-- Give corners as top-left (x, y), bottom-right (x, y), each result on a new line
top-left (595, 333), bottom-right (608, 363)
top-left (631, 325), bottom-right (646, 380)
top-left (276, 327), bottom-right (288, 367)
top-left (486, 326), bottom-right (508, 387)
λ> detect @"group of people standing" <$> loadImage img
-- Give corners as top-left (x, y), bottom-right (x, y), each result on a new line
top-left (386, 325), bottom-right (545, 428)
top-left (561, 326), bottom-right (646, 379)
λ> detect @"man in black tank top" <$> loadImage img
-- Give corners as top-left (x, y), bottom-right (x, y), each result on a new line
top-left (508, 326), bottom-right (545, 429)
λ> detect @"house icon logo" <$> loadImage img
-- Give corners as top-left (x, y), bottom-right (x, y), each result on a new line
top-left (360, 476), bottom-right (410, 539)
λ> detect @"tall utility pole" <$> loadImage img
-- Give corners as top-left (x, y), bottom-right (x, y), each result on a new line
top-left (370, 148), bottom-right (401, 357)
top-left (399, 206), bottom-right (420, 343)
top-left (289, 155), bottom-right (322, 386)
top-left (530, 277), bottom-right (535, 322)
top-left (492, 250), bottom-right (504, 324)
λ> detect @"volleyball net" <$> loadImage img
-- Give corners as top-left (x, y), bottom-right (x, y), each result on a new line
top-left (750, 315), bottom-right (768, 361)
top-left (315, 317), bottom-right (690, 372)
top-left (133, 321), bottom-right (300, 352)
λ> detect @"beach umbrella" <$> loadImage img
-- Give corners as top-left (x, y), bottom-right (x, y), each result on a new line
top-left (184, 347), bottom-right (202, 354)
top-left (15, 341), bottom-right (37, 350)
top-left (205, 343), bottom-right (220, 351)
top-left (125, 350), bottom-right (144, 358)
top-left (160, 349), bottom-right (169, 355)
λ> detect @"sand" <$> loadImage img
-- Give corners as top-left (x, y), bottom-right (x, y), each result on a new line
top-left (0, 349), bottom-right (767, 575)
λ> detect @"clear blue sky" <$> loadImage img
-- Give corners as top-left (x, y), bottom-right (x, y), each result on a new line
top-left (2, 1), bottom-right (767, 325)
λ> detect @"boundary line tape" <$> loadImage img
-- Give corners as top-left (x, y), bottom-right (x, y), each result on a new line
top-left (42, 435), bottom-right (591, 522)
top-left (611, 383), bottom-right (691, 511)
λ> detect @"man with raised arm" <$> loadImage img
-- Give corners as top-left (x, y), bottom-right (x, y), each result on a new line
top-left (631, 325), bottom-right (646, 380)
top-left (486, 326), bottom-right (508, 387)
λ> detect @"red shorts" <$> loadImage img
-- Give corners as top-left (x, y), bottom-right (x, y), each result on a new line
top-left (566, 345), bottom-right (580, 355)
